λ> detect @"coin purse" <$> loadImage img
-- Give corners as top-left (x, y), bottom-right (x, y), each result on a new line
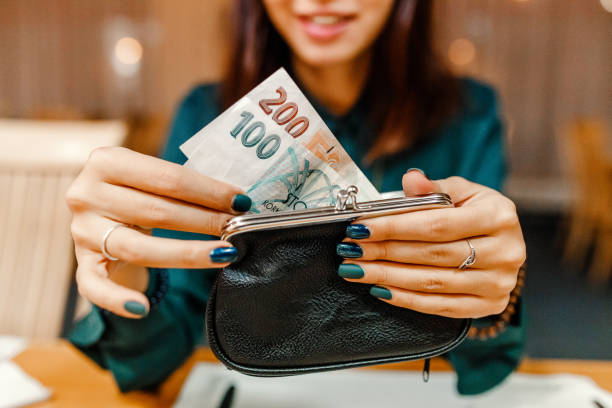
top-left (206, 187), bottom-right (471, 377)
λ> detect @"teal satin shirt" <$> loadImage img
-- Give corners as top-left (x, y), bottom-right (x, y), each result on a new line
top-left (69, 77), bottom-right (524, 395)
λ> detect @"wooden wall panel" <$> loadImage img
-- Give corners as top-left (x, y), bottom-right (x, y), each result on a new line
top-left (435, 0), bottom-right (612, 177)
top-left (0, 0), bottom-right (610, 177)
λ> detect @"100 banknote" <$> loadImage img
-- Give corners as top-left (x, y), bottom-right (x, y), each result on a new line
top-left (181, 68), bottom-right (380, 214)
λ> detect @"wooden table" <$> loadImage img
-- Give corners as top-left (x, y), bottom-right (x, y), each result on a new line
top-left (12, 340), bottom-right (612, 407)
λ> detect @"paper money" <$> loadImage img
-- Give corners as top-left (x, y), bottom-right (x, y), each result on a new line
top-left (180, 68), bottom-right (380, 214)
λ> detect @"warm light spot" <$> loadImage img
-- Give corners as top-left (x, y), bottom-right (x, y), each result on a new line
top-left (601, 0), bottom-right (612, 12)
top-left (114, 37), bottom-right (143, 65)
top-left (448, 38), bottom-right (476, 67)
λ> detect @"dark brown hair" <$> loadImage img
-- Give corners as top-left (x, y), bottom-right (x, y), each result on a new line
top-left (222, 0), bottom-right (459, 162)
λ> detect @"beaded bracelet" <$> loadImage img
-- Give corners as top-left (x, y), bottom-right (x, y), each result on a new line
top-left (467, 262), bottom-right (526, 340)
top-left (146, 268), bottom-right (169, 311)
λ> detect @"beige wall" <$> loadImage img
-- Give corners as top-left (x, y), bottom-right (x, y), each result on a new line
top-left (1, 0), bottom-right (610, 178)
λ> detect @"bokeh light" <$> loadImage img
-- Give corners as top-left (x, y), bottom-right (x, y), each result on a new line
top-left (448, 38), bottom-right (476, 67)
top-left (114, 37), bottom-right (143, 65)
top-left (600, 0), bottom-right (612, 12)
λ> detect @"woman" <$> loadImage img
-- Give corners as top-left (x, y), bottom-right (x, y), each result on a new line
top-left (67, 0), bottom-right (526, 396)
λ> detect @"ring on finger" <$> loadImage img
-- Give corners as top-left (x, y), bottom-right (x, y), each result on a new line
top-left (101, 223), bottom-right (129, 261)
top-left (458, 239), bottom-right (476, 270)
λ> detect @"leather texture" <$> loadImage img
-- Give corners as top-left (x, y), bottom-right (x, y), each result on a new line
top-left (206, 220), bottom-right (470, 376)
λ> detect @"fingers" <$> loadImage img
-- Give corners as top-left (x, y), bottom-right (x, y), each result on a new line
top-left (75, 250), bottom-right (151, 319)
top-left (72, 210), bottom-right (241, 319)
top-left (338, 261), bottom-right (516, 298)
top-left (339, 238), bottom-right (494, 268)
top-left (403, 173), bottom-right (492, 206)
top-left (353, 204), bottom-right (501, 242)
top-left (370, 286), bottom-right (509, 319)
top-left (87, 220), bottom-right (238, 269)
top-left (402, 169), bottom-right (437, 196)
top-left (92, 182), bottom-right (233, 235)
top-left (85, 147), bottom-right (248, 213)
top-left (71, 214), bottom-right (239, 268)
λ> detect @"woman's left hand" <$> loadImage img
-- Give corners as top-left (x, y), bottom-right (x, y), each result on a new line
top-left (337, 170), bottom-right (526, 319)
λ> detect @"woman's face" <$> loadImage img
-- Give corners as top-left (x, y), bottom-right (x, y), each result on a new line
top-left (262, 0), bottom-right (395, 67)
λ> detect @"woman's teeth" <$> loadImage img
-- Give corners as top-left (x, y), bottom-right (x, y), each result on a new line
top-left (310, 15), bottom-right (343, 25)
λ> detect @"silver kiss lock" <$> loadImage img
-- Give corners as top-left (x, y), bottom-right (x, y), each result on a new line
top-left (335, 185), bottom-right (360, 211)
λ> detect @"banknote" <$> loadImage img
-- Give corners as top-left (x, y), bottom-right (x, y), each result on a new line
top-left (180, 68), bottom-right (380, 213)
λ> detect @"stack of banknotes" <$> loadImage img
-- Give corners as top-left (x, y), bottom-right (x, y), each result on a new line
top-left (180, 68), bottom-right (381, 214)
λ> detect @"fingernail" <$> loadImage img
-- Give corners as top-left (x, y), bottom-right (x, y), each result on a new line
top-left (124, 301), bottom-right (148, 316)
top-left (370, 286), bottom-right (392, 300)
top-left (210, 246), bottom-right (238, 263)
top-left (406, 168), bottom-right (428, 178)
top-left (346, 224), bottom-right (370, 239)
top-left (336, 242), bottom-right (363, 258)
top-left (338, 264), bottom-right (364, 279)
top-left (231, 194), bottom-right (252, 212)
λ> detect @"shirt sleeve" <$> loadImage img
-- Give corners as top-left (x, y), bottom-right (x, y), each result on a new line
top-left (68, 85), bottom-right (221, 392)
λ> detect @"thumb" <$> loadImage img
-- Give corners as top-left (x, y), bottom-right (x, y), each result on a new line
top-left (402, 168), bottom-right (438, 196)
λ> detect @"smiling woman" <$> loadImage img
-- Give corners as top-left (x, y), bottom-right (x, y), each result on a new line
top-left (223, 0), bottom-right (460, 162)
top-left (264, 0), bottom-right (394, 63)
top-left (68, 0), bottom-right (526, 398)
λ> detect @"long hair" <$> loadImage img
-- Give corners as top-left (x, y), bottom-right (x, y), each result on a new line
top-left (222, 0), bottom-right (459, 162)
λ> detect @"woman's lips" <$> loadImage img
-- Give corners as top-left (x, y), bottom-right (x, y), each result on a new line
top-left (298, 15), bottom-right (353, 41)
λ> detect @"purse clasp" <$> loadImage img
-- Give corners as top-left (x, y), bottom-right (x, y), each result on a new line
top-left (335, 185), bottom-right (360, 211)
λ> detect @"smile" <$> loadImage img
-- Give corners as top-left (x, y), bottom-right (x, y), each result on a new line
top-left (298, 14), bottom-right (355, 41)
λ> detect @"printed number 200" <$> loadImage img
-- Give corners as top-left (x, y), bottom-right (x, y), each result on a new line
top-left (259, 87), bottom-right (309, 138)
top-left (230, 111), bottom-right (281, 160)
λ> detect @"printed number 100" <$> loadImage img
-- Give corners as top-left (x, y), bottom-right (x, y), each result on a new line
top-left (230, 111), bottom-right (281, 160)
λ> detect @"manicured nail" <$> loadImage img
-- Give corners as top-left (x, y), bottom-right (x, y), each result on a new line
top-left (406, 168), bottom-right (428, 178)
top-left (124, 301), bottom-right (147, 316)
top-left (336, 242), bottom-right (363, 258)
top-left (231, 194), bottom-right (252, 212)
top-left (346, 224), bottom-right (370, 239)
top-left (338, 264), bottom-right (365, 279)
top-left (210, 246), bottom-right (238, 263)
top-left (370, 286), bottom-right (392, 300)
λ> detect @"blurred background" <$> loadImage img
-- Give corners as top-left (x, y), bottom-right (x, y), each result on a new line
top-left (0, 0), bottom-right (610, 360)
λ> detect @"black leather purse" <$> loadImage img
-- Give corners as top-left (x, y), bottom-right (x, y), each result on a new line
top-left (205, 187), bottom-right (471, 377)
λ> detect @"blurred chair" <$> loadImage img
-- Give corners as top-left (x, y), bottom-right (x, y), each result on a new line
top-left (559, 119), bottom-right (612, 284)
top-left (0, 119), bottom-right (126, 338)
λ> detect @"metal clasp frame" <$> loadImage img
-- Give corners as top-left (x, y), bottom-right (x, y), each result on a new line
top-left (335, 185), bottom-right (360, 211)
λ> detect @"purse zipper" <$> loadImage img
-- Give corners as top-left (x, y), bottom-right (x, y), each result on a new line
top-left (422, 358), bottom-right (431, 382)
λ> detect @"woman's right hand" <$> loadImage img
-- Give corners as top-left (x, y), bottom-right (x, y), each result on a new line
top-left (65, 147), bottom-right (251, 318)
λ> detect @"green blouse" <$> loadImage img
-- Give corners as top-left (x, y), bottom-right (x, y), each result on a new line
top-left (69, 77), bottom-right (524, 396)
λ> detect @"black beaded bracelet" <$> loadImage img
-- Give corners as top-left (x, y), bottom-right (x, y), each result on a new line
top-left (146, 268), bottom-right (169, 311)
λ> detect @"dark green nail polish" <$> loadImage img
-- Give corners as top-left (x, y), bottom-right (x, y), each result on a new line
top-left (210, 246), bottom-right (238, 263)
top-left (231, 194), bottom-right (252, 212)
top-left (370, 286), bottom-right (392, 300)
top-left (124, 301), bottom-right (147, 316)
top-left (346, 224), bottom-right (370, 239)
top-left (337, 242), bottom-right (363, 258)
top-left (338, 264), bottom-right (364, 279)
top-left (406, 168), bottom-right (427, 178)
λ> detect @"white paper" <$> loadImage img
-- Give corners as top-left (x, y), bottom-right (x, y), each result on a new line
top-left (0, 335), bottom-right (26, 361)
top-left (0, 361), bottom-right (51, 408)
top-left (174, 363), bottom-right (612, 408)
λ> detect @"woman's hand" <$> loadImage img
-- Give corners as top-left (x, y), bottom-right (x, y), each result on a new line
top-left (66, 147), bottom-right (251, 318)
top-left (337, 170), bottom-right (526, 319)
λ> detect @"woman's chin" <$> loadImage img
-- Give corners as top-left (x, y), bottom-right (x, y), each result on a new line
top-left (292, 46), bottom-right (360, 69)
